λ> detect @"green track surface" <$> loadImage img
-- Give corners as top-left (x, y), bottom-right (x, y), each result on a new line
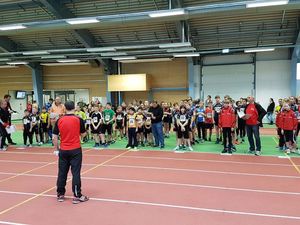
top-left (9, 130), bottom-right (300, 157)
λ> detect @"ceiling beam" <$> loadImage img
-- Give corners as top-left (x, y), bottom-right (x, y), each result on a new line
top-left (0, 36), bottom-right (18, 52)
top-left (39, 0), bottom-right (107, 67)
top-left (171, 0), bottom-right (190, 43)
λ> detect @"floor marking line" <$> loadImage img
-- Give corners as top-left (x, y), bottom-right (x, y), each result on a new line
top-left (0, 221), bottom-right (29, 225)
top-left (0, 190), bottom-right (299, 221)
top-left (0, 150), bottom-right (129, 216)
top-left (105, 164), bottom-right (300, 179)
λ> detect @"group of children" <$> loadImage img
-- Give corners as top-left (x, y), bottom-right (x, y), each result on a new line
top-left (21, 95), bottom-right (300, 155)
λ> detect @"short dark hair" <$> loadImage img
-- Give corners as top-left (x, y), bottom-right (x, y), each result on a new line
top-left (65, 101), bottom-right (75, 111)
top-left (24, 109), bottom-right (28, 112)
top-left (49, 98), bottom-right (54, 101)
top-left (4, 94), bottom-right (11, 99)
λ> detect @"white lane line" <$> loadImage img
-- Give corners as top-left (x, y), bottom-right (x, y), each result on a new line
top-left (0, 221), bottom-right (29, 225)
top-left (0, 172), bottom-right (299, 196)
top-left (0, 190), bottom-right (299, 221)
top-left (104, 164), bottom-right (300, 179)
top-left (1, 149), bottom-right (297, 167)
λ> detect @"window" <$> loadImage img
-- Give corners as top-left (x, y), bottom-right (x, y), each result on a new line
top-left (297, 63), bottom-right (300, 80)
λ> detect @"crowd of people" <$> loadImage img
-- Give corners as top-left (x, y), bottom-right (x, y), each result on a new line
top-left (0, 94), bottom-right (299, 156)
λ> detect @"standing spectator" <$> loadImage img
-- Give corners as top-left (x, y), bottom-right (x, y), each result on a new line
top-left (205, 95), bottom-right (212, 106)
top-left (53, 101), bottom-right (89, 204)
top-left (4, 94), bottom-right (16, 145)
top-left (49, 97), bottom-right (66, 144)
top-left (148, 101), bottom-right (164, 149)
top-left (213, 95), bottom-right (223, 144)
top-left (77, 98), bottom-right (87, 110)
top-left (266, 98), bottom-right (275, 125)
top-left (45, 98), bottom-right (54, 112)
top-left (244, 96), bottom-right (267, 156)
top-left (27, 101), bottom-right (32, 113)
top-left (0, 100), bottom-right (10, 150)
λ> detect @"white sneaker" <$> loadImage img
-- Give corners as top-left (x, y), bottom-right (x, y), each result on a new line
top-left (255, 151), bottom-right (261, 156)
top-left (188, 146), bottom-right (194, 151)
top-left (173, 146), bottom-right (180, 151)
top-left (39, 142), bottom-right (43, 145)
top-left (28, 145), bottom-right (32, 147)
top-left (286, 149), bottom-right (291, 154)
top-left (0, 147), bottom-right (7, 151)
top-left (126, 146), bottom-right (131, 150)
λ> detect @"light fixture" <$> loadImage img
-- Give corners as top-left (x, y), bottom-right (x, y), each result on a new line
top-left (0, 65), bottom-right (18, 68)
top-left (56, 59), bottom-right (80, 63)
top-left (66, 18), bottom-right (99, 25)
top-left (246, 0), bottom-right (289, 8)
top-left (87, 47), bottom-right (116, 52)
top-left (0, 58), bottom-right (9, 62)
top-left (244, 48), bottom-right (275, 53)
top-left (41, 62), bottom-right (88, 66)
top-left (222, 49), bottom-right (230, 54)
top-left (112, 56), bottom-right (137, 61)
top-left (159, 42), bottom-right (191, 49)
top-left (101, 52), bottom-right (127, 57)
top-left (41, 55), bottom-right (66, 59)
top-left (173, 53), bottom-right (199, 57)
top-left (23, 50), bottom-right (50, 55)
top-left (166, 47), bottom-right (196, 53)
top-left (120, 58), bottom-right (172, 63)
top-left (0, 24), bottom-right (26, 31)
top-left (7, 61), bottom-right (28, 65)
top-left (149, 9), bottom-right (185, 18)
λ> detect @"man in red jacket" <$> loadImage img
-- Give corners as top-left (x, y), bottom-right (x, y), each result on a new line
top-left (280, 103), bottom-right (298, 154)
top-left (219, 101), bottom-right (236, 154)
top-left (244, 96), bottom-right (267, 156)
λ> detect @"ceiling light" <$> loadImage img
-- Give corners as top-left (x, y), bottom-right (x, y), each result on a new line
top-left (56, 59), bottom-right (80, 63)
top-left (41, 62), bottom-right (88, 66)
top-left (87, 47), bottom-right (116, 52)
top-left (0, 58), bottom-right (9, 62)
top-left (246, 0), bottom-right (289, 8)
top-left (173, 53), bottom-right (199, 57)
top-left (167, 47), bottom-right (196, 53)
top-left (7, 61), bottom-right (28, 65)
top-left (222, 49), bottom-right (230, 54)
top-left (0, 24), bottom-right (26, 31)
top-left (66, 18), bottom-right (99, 25)
top-left (159, 42), bottom-right (191, 49)
top-left (244, 48), bottom-right (275, 53)
top-left (120, 58), bottom-right (172, 63)
top-left (41, 55), bottom-right (66, 59)
top-left (23, 50), bottom-right (50, 55)
top-left (112, 56), bottom-right (137, 61)
top-left (101, 52), bottom-right (127, 57)
top-left (149, 9), bottom-right (185, 18)
top-left (0, 65), bottom-right (18, 68)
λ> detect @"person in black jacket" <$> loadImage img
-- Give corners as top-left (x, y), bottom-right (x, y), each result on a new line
top-left (0, 100), bottom-right (10, 150)
top-left (148, 101), bottom-right (164, 149)
top-left (266, 98), bottom-right (275, 125)
top-left (244, 96), bottom-right (267, 156)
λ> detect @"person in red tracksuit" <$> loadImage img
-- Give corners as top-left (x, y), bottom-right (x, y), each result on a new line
top-left (280, 103), bottom-right (298, 154)
top-left (219, 101), bottom-right (236, 154)
top-left (275, 109), bottom-right (285, 150)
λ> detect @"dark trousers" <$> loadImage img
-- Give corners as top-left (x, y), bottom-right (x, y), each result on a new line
top-left (197, 122), bottom-right (206, 139)
top-left (0, 125), bottom-right (7, 148)
top-left (23, 129), bottom-right (33, 145)
top-left (277, 128), bottom-right (285, 147)
top-left (222, 127), bottom-right (232, 149)
top-left (246, 125), bottom-right (261, 151)
top-left (128, 128), bottom-right (138, 147)
top-left (57, 148), bottom-right (82, 197)
top-left (236, 120), bottom-right (246, 139)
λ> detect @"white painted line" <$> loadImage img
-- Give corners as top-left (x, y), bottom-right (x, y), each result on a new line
top-left (0, 160), bottom-right (49, 164)
top-left (0, 172), bottom-right (299, 196)
top-left (105, 164), bottom-right (300, 179)
top-left (0, 190), bottom-right (299, 221)
top-left (278, 156), bottom-right (290, 159)
top-left (0, 221), bottom-right (29, 225)
top-left (174, 151), bottom-right (185, 154)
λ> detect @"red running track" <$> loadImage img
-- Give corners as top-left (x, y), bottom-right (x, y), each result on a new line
top-left (0, 147), bottom-right (300, 225)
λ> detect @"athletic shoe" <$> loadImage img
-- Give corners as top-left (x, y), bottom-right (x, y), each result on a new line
top-left (72, 195), bottom-right (89, 204)
top-left (8, 142), bottom-right (16, 145)
top-left (195, 139), bottom-right (199, 144)
top-left (255, 151), bottom-right (261, 156)
top-left (285, 149), bottom-right (291, 154)
top-left (0, 147), bottom-right (7, 151)
top-left (28, 145), bottom-right (32, 147)
top-left (228, 150), bottom-right (233, 155)
top-left (141, 143), bottom-right (145, 147)
top-left (232, 146), bottom-right (237, 152)
top-left (215, 139), bottom-right (220, 144)
top-left (134, 147), bottom-right (138, 150)
top-left (103, 143), bottom-right (109, 148)
top-left (126, 146), bottom-right (131, 150)
top-left (208, 138), bottom-right (212, 142)
top-left (188, 146), bottom-right (194, 151)
top-left (248, 150), bottom-right (255, 154)
top-left (279, 147), bottom-right (283, 151)
top-left (57, 195), bottom-right (65, 202)
top-left (173, 146), bottom-right (180, 151)
top-left (221, 149), bottom-right (228, 154)
top-left (160, 145), bottom-right (165, 149)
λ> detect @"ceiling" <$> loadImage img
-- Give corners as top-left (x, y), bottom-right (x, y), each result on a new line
top-left (0, 0), bottom-right (299, 66)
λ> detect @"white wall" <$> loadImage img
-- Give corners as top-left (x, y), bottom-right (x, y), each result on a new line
top-left (256, 60), bottom-right (291, 110)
